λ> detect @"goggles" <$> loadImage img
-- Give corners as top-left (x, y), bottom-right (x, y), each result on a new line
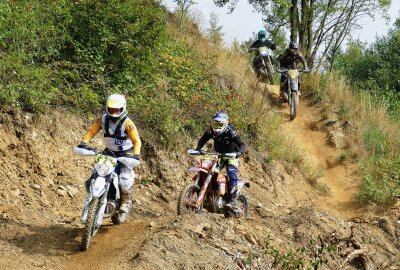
top-left (211, 121), bottom-right (225, 129)
top-left (107, 107), bottom-right (122, 116)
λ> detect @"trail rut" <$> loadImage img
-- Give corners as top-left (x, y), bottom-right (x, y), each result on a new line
top-left (267, 84), bottom-right (362, 219)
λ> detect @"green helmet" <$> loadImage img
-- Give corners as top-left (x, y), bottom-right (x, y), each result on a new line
top-left (258, 30), bottom-right (267, 41)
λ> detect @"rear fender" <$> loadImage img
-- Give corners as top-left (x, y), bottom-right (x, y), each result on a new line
top-left (237, 180), bottom-right (250, 190)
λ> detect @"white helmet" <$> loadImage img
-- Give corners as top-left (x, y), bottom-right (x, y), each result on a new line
top-left (211, 112), bottom-right (229, 136)
top-left (106, 94), bottom-right (127, 121)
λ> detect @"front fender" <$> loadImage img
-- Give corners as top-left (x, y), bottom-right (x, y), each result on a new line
top-left (91, 177), bottom-right (107, 197)
top-left (290, 78), bottom-right (299, 91)
top-left (188, 167), bottom-right (208, 174)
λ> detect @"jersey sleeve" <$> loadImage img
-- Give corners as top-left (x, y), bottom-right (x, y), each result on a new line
top-left (125, 119), bottom-right (141, 155)
top-left (232, 133), bottom-right (246, 154)
top-left (250, 40), bottom-right (258, 48)
top-left (196, 128), bottom-right (212, 150)
top-left (297, 52), bottom-right (308, 68)
top-left (82, 117), bottom-right (102, 143)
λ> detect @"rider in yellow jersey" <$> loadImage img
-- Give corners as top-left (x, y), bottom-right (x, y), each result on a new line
top-left (77, 94), bottom-right (141, 214)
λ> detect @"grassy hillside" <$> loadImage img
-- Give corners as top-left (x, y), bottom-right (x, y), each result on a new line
top-left (0, 0), bottom-right (294, 162)
top-left (304, 73), bottom-right (400, 205)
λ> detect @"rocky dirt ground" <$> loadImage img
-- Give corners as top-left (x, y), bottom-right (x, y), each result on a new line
top-left (0, 88), bottom-right (399, 269)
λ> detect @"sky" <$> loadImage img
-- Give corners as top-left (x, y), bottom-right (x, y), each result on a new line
top-left (162, 0), bottom-right (400, 46)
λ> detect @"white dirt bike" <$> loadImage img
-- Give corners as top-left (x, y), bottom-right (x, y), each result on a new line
top-left (74, 147), bottom-right (140, 251)
top-left (257, 46), bottom-right (275, 85)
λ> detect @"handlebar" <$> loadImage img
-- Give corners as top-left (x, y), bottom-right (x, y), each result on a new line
top-left (276, 68), bottom-right (310, 74)
top-left (73, 147), bottom-right (140, 168)
top-left (187, 149), bottom-right (237, 159)
top-left (74, 147), bottom-right (99, 156)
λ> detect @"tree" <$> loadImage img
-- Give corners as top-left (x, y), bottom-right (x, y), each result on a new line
top-left (174, 0), bottom-right (197, 34)
top-left (335, 21), bottom-right (400, 95)
top-left (213, 0), bottom-right (391, 69)
top-left (206, 12), bottom-right (224, 46)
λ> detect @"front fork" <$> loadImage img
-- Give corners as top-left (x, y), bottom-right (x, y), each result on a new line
top-left (81, 178), bottom-right (110, 225)
top-left (195, 173), bottom-right (212, 210)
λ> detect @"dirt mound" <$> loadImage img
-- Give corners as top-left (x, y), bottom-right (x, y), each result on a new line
top-left (0, 107), bottom-right (399, 269)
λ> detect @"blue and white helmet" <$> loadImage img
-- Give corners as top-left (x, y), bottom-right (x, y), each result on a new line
top-left (211, 112), bottom-right (229, 136)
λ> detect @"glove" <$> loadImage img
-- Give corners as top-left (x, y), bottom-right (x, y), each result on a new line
top-left (133, 155), bottom-right (140, 161)
top-left (77, 141), bottom-right (88, 149)
top-left (236, 152), bottom-right (243, 158)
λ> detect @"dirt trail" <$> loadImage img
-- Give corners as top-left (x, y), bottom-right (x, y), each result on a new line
top-left (267, 84), bottom-right (362, 219)
top-left (61, 219), bottom-right (150, 270)
top-left (1, 101), bottom-right (399, 270)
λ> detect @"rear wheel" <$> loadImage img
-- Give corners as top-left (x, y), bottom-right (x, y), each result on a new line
top-left (177, 184), bottom-right (201, 215)
top-left (290, 91), bottom-right (299, 120)
top-left (236, 194), bottom-right (249, 220)
top-left (81, 198), bottom-right (100, 251)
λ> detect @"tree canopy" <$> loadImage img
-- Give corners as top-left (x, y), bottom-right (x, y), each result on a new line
top-left (214, 0), bottom-right (391, 69)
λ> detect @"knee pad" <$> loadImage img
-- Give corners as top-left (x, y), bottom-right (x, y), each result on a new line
top-left (119, 165), bottom-right (134, 193)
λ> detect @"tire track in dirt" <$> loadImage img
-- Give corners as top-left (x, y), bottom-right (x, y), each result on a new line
top-left (266, 84), bottom-right (362, 219)
top-left (61, 219), bottom-right (150, 270)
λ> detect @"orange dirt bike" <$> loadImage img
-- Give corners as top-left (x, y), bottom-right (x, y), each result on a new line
top-left (277, 68), bottom-right (309, 120)
top-left (177, 149), bottom-right (250, 219)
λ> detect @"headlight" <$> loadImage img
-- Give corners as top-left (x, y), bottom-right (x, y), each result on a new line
top-left (95, 163), bottom-right (113, 177)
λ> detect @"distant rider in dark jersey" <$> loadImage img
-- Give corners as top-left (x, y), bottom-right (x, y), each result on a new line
top-left (248, 29), bottom-right (277, 78)
top-left (276, 41), bottom-right (309, 98)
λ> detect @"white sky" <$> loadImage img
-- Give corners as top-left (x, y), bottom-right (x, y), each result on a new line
top-left (162, 0), bottom-right (400, 46)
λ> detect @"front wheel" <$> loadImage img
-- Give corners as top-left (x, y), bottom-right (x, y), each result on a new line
top-left (290, 91), bottom-right (299, 120)
top-left (81, 197), bottom-right (100, 251)
top-left (177, 183), bottom-right (201, 215)
top-left (266, 62), bottom-right (274, 85)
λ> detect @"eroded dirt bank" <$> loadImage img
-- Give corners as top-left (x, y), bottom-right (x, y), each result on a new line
top-left (0, 102), bottom-right (399, 269)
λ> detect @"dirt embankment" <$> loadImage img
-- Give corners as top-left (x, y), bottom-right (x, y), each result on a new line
top-left (0, 99), bottom-right (399, 269)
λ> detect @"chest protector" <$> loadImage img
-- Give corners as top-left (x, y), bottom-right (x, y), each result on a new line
top-left (101, 114), bottom-right (133, 152)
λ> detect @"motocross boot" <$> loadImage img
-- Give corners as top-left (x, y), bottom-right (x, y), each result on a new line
top-left (225, 186), bottom-right (239, 212)
top-left (119, 191), bottom-right (132, 213)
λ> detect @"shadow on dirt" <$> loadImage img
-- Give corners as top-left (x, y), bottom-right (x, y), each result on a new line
top-left (0, 218), bottom-right (88, 256)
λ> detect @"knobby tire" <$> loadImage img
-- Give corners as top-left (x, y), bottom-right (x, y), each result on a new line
top-left (237, 194), bottom-right (249, 220)
top-left (266, 62), bottom-right (274, 85)
top-left (290, 91), bottom-right (298, 120)
top-left (177, 183), bottom-right (201, 215)
top-left (81, 197), bottom-right (100, 251)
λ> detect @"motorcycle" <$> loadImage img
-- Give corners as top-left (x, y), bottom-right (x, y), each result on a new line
top-left (73, 147), bottom-right (140, 251)
top-left (277, 68), bottom-right (309, 120)
top-left (256, 46), bottom-right (275, 85)
top-left (177, 149), bottom-right (250, 219)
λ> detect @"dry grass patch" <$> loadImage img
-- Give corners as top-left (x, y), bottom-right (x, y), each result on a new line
top-left (303, 73), bottom-right (400, 204)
